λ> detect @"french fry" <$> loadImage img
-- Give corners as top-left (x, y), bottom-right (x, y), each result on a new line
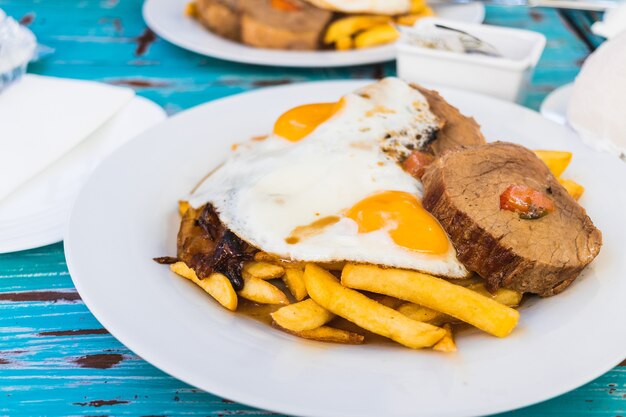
top-left (271, 299), bottom-right (335, 331)
top-left (178, 200), bottom-right (190, 216)
top-left (170, 262), bottom-right (237, 311)
top-left (446, 275), bottom-right (483, 288)
top-left (341, 264), bottom-right (519, 337)
top-left (243, 261), bottom-right (285, 280)
top-left (396, 8), bottom-right (435, 26)
top-left (335, 36), bottom-right (353, 51)
top-left (410, 0), bottom-right (428, 13)
top-left (534, 150), bottom-right (572, 177)
top-left (184, 1), bottom-right (198, 17)
top-left (277, 324), bottom-right (365, 344)
top-left (239, 275), bottom-right (289, 305)
top-left (354, 23), bottom-right (400, 49)
top-left (282, 266), bottom-right (308, 301)
top-left (467, 283), bottom-right (523, 307)
top-left (433, 324), bottom-right (457, 353)
top-left (559, 178), bottom-right (585, 200)
top-left (397, 302), bottom-right (450, 325)
top-left (324, 15), bottom-right (391, 44)
top-left (304, 264), bottom-right (445, 349)
top-left (254, 252), bottom-right (305, 268)
top-left (370, 294), bottom-right (404, 309)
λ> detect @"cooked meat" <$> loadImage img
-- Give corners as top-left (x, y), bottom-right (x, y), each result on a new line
top-left (414, 86), bottom-right (486, 156)
top-left (422, 142), bottom-right (602, 296)
top-left (177, 204), bottom-right (254, 290)
top-left (195, 0), bottom-right (333, 50)
top-left (196, 0), bottom-right (241, 41)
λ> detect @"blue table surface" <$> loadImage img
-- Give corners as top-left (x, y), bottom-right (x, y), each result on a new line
top-left (1, 1), bottom-right (623, 416)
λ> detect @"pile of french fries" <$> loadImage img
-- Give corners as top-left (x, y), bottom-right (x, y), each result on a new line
top-left (323, 1), bottom-right (434, 51)
top-left (170, 149), bottom-right (584, 351)
top-left (171, 253), bottom-right (522, 351)
top-left (534, 150), bottom-right (584, 200)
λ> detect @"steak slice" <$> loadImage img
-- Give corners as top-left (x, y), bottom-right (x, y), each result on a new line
top-left (422, 142), bottom-right (602, 296)
top-left (176, 203), bottom-right (254, 290)
top-left (195, 0), bottom-right (333, 50)
top-left (414, 86), bottom-right (486, 156)
top-left (196, 0), bottom-right (241, 41)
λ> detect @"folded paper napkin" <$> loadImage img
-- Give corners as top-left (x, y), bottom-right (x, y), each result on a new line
top-left (567, 31), bottom-right (626, 158)
top-left (0, 74), bottom-right (134, 201)
top-left (592, 1), bottom-right (626, 39)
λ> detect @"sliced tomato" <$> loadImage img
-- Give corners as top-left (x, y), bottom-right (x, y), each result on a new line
top-left (500, 184), bottom-right (555, 219)
top-left (402, 151), bottom-right (434, 179)
top-left (270, 0), bottom-right (301, 12)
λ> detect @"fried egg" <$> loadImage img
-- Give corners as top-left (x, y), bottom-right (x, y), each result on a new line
top-left (190, 77), bottom-right (468, 278)
top-left (302, 0), bottom-right (412, 15)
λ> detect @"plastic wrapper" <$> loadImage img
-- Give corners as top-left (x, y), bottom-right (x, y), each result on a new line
top-left (0, 9), bottom-right (37, 93)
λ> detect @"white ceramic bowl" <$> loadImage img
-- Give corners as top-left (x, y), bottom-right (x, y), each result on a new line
top-left (397, 18), bottom-right (546, 102)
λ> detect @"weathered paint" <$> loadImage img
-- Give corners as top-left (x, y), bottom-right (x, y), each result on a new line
top-left (0, 1), bottom-right (617, 416)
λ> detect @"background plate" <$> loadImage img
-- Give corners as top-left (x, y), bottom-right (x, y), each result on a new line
top-left (66, 81), bottom-right (626, 417)
top-left (143, 0), bottom-right (485, 67)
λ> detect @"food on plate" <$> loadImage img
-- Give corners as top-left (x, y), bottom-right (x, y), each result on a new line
top-left (534, 150), bottom-right (572, 177)
top-left (433, 323), bottom-right (456, 352)
top-left (414, 86), bottom-right (486, 155)
top-left (304, 264), bottom-right (446, 349)
top-left (341, 264), bottom-right (519, 337)
top-left (239, 274), bottom-right (290, 304)
top-left (422, 142), bottom-right (602, 296)
top-left (157, 77), bottom-right (602, 351)
top-left (171, 261), bottom-right (238, 311)
top-left (186, 0), bottom-right (434, 51)
top-left (243, 261), bottom-right (285, 280)
top-left (282, 266), bottom-right (308, 301)
top-left (271, 298), bottom-right (334, 331)
top-left (276, 323), bottom-right (365, 344)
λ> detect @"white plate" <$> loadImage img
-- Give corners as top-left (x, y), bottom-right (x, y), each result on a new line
top-left (142, 0), bottom-right (485, 67)
top-left (0, 96), bottom-right (166, 253)
top-left (540, 83), bottom-right (573, 125)
top-left (65, 81), bottom-right (626, 417)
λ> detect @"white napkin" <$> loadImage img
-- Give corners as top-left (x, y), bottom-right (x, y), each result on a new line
top-left (0, 74), bottom-right (134, 201)
top-left (592, 2), bottom-right (626, 39)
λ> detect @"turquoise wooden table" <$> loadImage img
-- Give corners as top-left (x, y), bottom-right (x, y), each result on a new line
top-left (0, 1), bottom-right (622, 416)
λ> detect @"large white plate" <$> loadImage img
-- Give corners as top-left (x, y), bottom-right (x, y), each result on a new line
top-left (143, 0), bottom-right (485, 67)
top-left (0, 96), bottom-right (165, 253)
top-left (65, 81), bottom-right (626, 417)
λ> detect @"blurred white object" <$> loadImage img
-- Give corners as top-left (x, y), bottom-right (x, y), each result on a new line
top-left (567, 32), bottom-right (626, 159)
top-left (397, 18), bottom-right (545, 102)
top-left (591, 1), bottom-right (626, 38)
top-left (0, 95), bottom-right (166, 253)
top-left (0, 74), bottom-right (134, 202)
top-left (0, 9), bottom-right (36, 91)
top-left (539, 83), bottom-right (573, 125)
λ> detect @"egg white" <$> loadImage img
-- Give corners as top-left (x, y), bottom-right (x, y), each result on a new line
top-left (190, 78), bottom-right (468, 278)
top-left (303, 0), bottom-right (412, 15)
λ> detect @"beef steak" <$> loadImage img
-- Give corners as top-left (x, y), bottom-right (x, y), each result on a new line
top-left (422, 142), bottom-right (602, 296)
top-left (414, 86), bottom-right (486, 156)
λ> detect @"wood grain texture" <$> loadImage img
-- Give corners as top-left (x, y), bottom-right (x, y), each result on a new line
top-left (0, 1), bottom-right (618, 416)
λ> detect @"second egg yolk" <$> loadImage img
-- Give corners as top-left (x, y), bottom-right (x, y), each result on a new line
top-left (346, 191), bottom-right (449, 254)
top-left (273, 101), bottom-right (342, 142)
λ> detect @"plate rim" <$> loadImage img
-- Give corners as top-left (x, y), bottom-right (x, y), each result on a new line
top-left (65, 80), bottom-right (626, 417)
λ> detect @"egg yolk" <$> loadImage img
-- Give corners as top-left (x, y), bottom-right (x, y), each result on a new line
top-left (273, 101), bottom-right (342, 142)
top-left (346, 191), bottom-right (449, 254)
